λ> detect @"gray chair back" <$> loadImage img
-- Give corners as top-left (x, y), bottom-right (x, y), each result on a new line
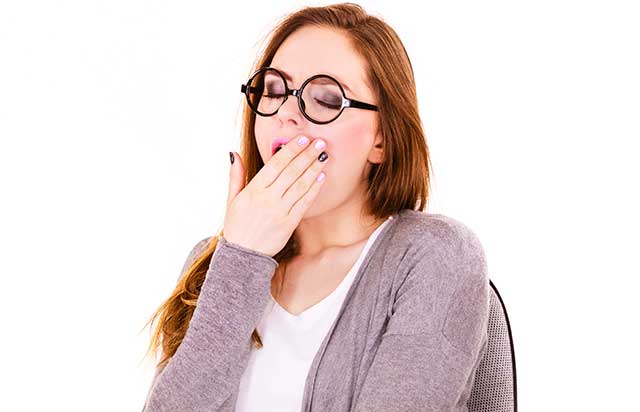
top-left (467, 280), bottom-right (518, 412)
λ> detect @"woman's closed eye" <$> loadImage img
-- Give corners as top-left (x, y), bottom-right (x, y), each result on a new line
top-left (264, 93), bottom-right (286, 99)
top-left (314, 98), bottom-right (341, 109)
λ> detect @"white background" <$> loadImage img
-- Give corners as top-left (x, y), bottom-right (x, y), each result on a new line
top-left (1, 0), bottom-right (638, 411)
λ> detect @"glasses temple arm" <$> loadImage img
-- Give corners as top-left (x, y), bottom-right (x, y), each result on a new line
top-left (346, 98), bottom-right (379, 111)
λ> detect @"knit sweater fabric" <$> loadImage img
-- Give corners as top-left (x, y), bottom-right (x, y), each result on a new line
top-left (142, 209), bottom-right (490, 412)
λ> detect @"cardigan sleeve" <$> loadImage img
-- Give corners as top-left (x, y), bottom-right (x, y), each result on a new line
top-left (141, 236), bottom-right (211, 409)
top-left (351, 221), bottom-right (491, 412)
top-left (142, 236), bottom-right (278, 412)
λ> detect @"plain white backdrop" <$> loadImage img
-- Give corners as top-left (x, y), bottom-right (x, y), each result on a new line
top-left (1, 0), bottom-right (638, 410)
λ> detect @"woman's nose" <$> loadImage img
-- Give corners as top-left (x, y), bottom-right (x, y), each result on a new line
top-left (276, 94), bottom-right (305, 125)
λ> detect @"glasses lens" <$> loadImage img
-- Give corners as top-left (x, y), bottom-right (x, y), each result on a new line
top-left (246, 69), bottom-right (286, 115)
top-left (301, 76), bottom-right (343, 122)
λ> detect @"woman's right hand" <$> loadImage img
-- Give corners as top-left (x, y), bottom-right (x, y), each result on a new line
top-left (222, 135), bottom-right (329, 257)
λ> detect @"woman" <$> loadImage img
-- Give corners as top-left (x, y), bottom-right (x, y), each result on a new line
top-left (142, 3), bottom-right (490, 411)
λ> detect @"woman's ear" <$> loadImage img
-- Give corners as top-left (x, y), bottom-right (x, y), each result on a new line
top-left (367, 130), bottom-right (384, 164)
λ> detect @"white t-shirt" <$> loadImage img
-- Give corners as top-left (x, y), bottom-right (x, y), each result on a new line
top-left (234, 215), bottom-right (394, 412)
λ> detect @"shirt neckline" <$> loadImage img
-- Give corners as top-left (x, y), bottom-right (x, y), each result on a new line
top-left (269, 214), bottom-right (396, 324)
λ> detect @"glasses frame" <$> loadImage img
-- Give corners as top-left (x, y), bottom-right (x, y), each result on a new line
top-left (240, 66), bottom-right (379, 125)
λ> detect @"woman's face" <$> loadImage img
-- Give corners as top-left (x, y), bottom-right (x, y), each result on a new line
top-left (255, 25), bottom-right (383, 218)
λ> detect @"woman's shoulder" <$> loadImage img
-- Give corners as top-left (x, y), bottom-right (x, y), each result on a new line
top-left (393, 209), bottom-right (485, 254)
top-left (380, 211), bottom-right (490, 351)
top-left (390, 210), bottom-right (489, 297)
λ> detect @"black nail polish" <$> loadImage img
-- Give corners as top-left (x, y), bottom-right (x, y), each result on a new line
top-left (229, 152), bottom-right (235, 164)
top-left (318, 151), bottom-right (328, 162)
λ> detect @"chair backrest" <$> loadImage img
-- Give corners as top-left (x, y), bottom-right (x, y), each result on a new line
top-left (467, 280), bottom-right (518, 412)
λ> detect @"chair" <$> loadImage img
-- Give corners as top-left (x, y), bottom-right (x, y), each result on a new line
top-left (467, 280), bottom-right (518, 412)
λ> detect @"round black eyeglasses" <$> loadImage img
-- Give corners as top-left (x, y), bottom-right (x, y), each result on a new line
top-left (240, 67), bottom-right (378, 125)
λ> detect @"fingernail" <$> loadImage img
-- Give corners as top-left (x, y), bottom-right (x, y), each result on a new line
top-left (229, 152), bottom-right (235, 165)
top-left (298, 136), bottom-right (309, 146)
top-left (314, 139), bottom-right (326, 150)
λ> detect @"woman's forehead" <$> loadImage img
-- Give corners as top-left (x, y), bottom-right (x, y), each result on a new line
top-left (269, 65), bottom-right (355, 95)
top-left (270, 26), bottom-right (369, 96)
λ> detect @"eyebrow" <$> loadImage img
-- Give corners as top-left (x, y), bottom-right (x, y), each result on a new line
top-left (275, 67), bottom-right (355, 96)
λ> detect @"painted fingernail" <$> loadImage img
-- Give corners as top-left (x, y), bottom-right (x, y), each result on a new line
top-left (317, 172), bottom-right (326, 182)
top-left (314, 139), bottom-right (326, 150)
top-left (318, 151), bottom-right (328, 162)
top-left (298, 136), bottom-right (309, 145)
top-left (229, 152), bottom-right (235, 164)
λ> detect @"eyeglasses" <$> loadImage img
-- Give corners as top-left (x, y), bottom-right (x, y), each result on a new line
top-left (240, 66), bottom-right (378, 125)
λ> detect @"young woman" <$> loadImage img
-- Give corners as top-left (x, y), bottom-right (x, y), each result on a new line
top-left (142, 3), bottom-right (490, 412)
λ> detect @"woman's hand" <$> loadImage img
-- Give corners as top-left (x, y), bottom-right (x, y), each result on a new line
top-left (223, 135), bottom-right (329, 257)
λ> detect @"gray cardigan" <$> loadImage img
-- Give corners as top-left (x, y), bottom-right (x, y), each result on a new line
top-left (143, 209), bottom-right (490, 412)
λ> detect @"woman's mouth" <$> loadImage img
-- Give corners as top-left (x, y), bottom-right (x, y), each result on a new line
top-left (272, 137), bottom-right (291, 155)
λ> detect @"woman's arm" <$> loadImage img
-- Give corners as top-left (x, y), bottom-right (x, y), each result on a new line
top-left (142, 236), bottom-right (210, 409)
top-left (142, 236), bottom-right (278, 412)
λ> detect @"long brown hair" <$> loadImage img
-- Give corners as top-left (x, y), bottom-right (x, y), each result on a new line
top-left (141, 2), bottom-right (433, 373)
